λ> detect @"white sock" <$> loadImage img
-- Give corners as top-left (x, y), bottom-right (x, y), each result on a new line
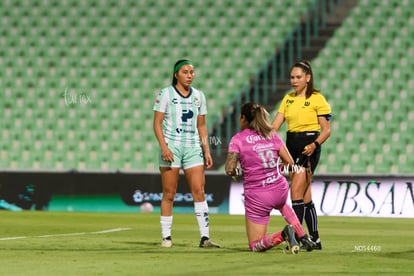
top-left (194, 200), bottom-right (209, 238)
top-left (160, 216), bottom-right (173, 239)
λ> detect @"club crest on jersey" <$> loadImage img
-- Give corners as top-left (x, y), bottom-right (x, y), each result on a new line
top-left (193, 97), bottom-right (201, 108)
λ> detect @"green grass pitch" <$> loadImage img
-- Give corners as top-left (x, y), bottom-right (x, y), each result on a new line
top-left (0, 211), bottom-right (413, 275)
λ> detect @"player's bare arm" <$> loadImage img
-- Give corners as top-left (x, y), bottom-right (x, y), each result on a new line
top-left (197, 115), bottom-right (213, 168)
top-left (225, 152), bottom-right (239, 176)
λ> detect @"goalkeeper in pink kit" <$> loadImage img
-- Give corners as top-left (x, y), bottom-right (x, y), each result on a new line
top-left (225, 102), bottom-right (315, 253)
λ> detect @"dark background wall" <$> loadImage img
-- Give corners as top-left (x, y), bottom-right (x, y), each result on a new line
top-left (0, 171), bottom-right (231, 210)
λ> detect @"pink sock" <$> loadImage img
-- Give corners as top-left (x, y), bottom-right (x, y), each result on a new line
top-left (271, 231), bottom-right (284, 246)
top-left (249, 234), bottom-right (274, 252)
top-left (280, 204), bottom-right (306, 238)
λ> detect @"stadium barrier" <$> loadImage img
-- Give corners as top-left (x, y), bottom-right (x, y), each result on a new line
top-left (0, 170), bottom-right (230, 212)
top-left (230, 175), bottom-right (414, 218)
top-left (0, 171), bottom-right (412, 218)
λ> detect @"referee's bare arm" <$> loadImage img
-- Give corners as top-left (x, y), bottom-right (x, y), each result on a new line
top-left (304, 115), bottom-right (331, 155)
top-left (271, 112), bottom-right (285, 131)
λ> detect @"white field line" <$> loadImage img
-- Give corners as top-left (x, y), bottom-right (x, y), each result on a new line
top-left (0, 236), bottom-right (28, 241)
top-left (0, 228), bottom-right (131, 241)
top-left (37, 232), bottom-right (87, 238)
top-left (91, 228), bottom-right (131, 234)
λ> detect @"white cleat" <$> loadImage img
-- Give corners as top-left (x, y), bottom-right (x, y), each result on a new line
top-left (199, 237), bottom-right (220, 248)
top-left (161, 237), bottom-right (172, 248)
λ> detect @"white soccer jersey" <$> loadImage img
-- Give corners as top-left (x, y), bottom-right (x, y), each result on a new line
top-left (153, 85), bottom-right (207, 147)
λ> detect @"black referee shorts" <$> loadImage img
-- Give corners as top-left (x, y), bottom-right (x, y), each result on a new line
top-left (286, 132), bottom-right (321, 174)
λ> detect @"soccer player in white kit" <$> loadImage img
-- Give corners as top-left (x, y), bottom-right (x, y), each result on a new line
top-left (225, 102), bottom-right (315, 253)
top-left (153, 59), bottom-right (220, 248)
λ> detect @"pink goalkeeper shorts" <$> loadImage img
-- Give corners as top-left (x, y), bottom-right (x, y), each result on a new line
top-left (244, 183), bottom-right (289, 224)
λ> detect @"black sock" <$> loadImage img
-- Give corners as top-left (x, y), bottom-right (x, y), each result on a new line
top-left (291, 200), bottom-right (305, 224)
top-left (200, 236), bottom-right (209, 242)
top-left (305, 201), bottom-right (319, 242)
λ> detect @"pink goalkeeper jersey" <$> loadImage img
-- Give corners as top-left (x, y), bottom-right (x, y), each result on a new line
top-left (228, 128), bottom-right (287, 190)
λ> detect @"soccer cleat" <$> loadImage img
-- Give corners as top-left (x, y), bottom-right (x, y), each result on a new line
top-left (161, 236), bottom-right (172, 248)
top-left (199, 236), bottom-right (220, 248)
top-left (282, 225), bottom-right (300, 254)
top-left (310, 236), bottom-right (322, 250)
top-left (299, 235), bottom-right (317, 252)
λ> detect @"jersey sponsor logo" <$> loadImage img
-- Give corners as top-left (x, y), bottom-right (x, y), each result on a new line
top-left (181, 109), bottom-right (194, 122)
top-left (286, 99), bottom-right (294, 107)
top-left (171, 97), bottom-right (196, 106)
top-left (246, 134), bottom-right (265, 144)
top-left (175, 127), bottom-right (195, 134)
top-left (261, 172), bottom-right (279, 187)
top-left (252, 143), bottom-right (274, 152)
